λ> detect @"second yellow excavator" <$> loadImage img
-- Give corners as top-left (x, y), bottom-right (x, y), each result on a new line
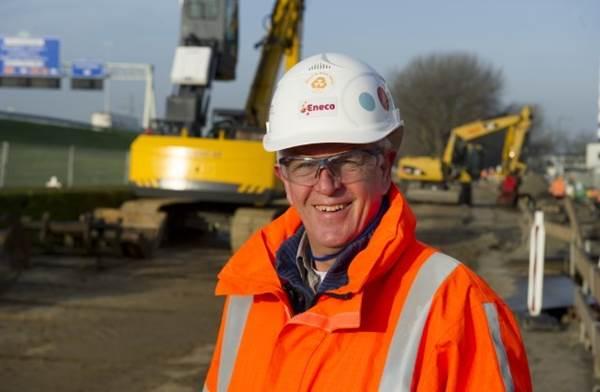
top-left (397, 106), bottom-right (533, 204)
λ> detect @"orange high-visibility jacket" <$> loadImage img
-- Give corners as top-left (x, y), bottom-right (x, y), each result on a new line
top-left (204, 186), bottom-right (531, 391)
top-left (549, 177), bottom-right (566, 198)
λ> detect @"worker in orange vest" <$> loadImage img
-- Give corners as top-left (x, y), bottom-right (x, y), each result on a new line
top-left (549, 175), bottom-right (566, 199)
top-left (204, 53), bottom-right (531, 391)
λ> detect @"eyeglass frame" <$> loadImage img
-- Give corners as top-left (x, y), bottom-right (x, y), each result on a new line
top-left (276, 147), bottom-right (384, 186)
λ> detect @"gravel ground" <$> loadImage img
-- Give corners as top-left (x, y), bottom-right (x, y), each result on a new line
top-left (0, 243), bottom-right (228, 392)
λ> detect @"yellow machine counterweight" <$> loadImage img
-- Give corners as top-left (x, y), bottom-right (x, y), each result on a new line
top-left (129, 134), bottom-right (277, 204)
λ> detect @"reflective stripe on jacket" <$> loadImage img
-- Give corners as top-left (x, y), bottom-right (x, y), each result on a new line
top-left (204, 185), bottom-right (531, 391)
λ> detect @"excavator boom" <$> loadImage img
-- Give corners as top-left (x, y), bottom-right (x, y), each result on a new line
top-left (244, 0), bottom-right (304, 127)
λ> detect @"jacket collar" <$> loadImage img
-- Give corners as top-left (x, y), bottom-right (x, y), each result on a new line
top-left (216, 184), bottom-right (417, 298)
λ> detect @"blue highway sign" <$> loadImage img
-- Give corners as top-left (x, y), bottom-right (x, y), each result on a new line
top-left (71, 60), bottom-right (105, 79)
top-left (0, 36), bottom-right (61, 77)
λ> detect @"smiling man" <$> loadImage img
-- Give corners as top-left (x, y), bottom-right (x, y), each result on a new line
top-left (204, 53), bottom-right (531, 391)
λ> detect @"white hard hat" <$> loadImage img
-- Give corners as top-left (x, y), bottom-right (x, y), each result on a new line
top-left (263, 52), bottom-right (403, 152)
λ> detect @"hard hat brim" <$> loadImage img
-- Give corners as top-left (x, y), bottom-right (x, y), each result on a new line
top-left (263, 111), bottom-right (402, 152)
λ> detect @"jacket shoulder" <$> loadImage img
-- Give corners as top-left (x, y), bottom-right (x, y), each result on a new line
top-left (445, 258), bottom-right (502, 304)
top-left (418, 251), bottom-right (501, 302)
top-left (413, 253), bottom-right (531, 391)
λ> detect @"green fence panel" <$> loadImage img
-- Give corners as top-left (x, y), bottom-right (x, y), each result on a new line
top-left (4, 143), bottom-right (70, 187)
top-left (73, 148), bottom-right (128, 186)
top-left (1, 142), bottom-right (129, 188)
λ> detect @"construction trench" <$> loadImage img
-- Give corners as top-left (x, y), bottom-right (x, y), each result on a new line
top-left (0, 184), bottom-right (598, 391)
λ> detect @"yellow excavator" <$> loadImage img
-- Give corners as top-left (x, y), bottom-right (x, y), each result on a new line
top-left (96, 0), bottom-right (304, 253)
top-left (397, 106), bottom-right (532, 204)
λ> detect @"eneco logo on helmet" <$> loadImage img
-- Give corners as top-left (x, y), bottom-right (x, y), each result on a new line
top-left (306, 73), bottom-right (333, 92)
top-left (299, 98), bottom-right (337, 117)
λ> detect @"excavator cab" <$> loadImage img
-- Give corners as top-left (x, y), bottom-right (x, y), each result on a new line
top-left (180, 0), bottom-right (238, 81)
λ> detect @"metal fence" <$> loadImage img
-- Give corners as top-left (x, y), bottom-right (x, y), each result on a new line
top-left (0, 141), bottom-right (129, 188)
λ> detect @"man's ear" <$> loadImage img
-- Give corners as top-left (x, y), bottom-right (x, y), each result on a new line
top-left (274, 165), bottom-right (283, 181)
top-left (275, 166), bottom-right (294, 205)
top-left (388, 126), bottom-right (404, 152)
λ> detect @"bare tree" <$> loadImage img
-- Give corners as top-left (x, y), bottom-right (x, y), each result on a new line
top-left (390, 52), bottom-right (504, 156)
top-left (521, 105), bottom-right (560, 158)
top-left (524, 105), bottom-right (593, 157)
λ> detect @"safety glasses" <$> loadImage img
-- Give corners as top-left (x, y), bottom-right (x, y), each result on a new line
top-left (277, 148), bottom-right (383, 186)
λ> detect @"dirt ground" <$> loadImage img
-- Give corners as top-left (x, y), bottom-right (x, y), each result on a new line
top-left (0, 195), bottom-right (595, 391)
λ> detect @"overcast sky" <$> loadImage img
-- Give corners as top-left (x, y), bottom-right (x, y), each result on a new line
top-left (1, 0), bottom-right (599, 138)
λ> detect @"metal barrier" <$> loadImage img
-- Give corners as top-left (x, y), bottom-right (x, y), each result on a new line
top-left (528, 211), bottom-right (545, 316)
top-left (522, 197), bottom-right (600, 376)
top-left (0, 141), bottom-right (129, 188)
top-left (0, 199), bottom-right (167, 279)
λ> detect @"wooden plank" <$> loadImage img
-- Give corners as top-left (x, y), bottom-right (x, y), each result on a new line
top-left (545, 222), bottom-right (572, 242)
top-left (563, 197), bottom-right (583, 244)
top-left (518, 201), bottom-right (572, 242)
top-left (573, 246), bottom-right (593, 292)
top-left (574, 288), bottom-right (600, 377)
top-left (405, 187), bottom-right (460, 204)
top-left (570, 245), bottom-right (600, 304)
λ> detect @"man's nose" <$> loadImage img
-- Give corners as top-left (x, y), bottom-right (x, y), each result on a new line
top-left (313, 165), bottom-right (341, 193)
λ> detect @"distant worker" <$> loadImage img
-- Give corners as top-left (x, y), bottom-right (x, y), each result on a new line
top-left (203, 53), bottom-right (531, 391)
top-left (589, 188), bottom-right (600, 206)
top-left (498, 170), bottom-right (521, 207)
top-left (573, 178), bottom-right (586, 201)
top-left (549, 174), bottom-right (566, 199)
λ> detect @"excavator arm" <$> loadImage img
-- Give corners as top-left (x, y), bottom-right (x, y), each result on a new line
top-left (442, 106), bottom-right (532, 180)
top-left (501, 106), bottom-right (532, 174)
top-left (244, 0), bottom-right (304, 128)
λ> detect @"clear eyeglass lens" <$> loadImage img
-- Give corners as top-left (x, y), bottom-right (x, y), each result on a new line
top-left (280, 149), bottom-right (380, 185)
